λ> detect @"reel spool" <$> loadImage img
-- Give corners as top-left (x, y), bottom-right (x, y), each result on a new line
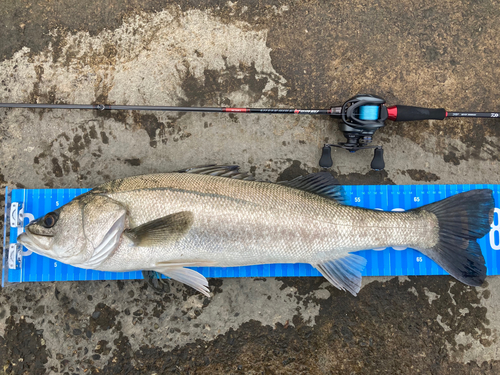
top-left (320, 94), bottom-right (387, 170)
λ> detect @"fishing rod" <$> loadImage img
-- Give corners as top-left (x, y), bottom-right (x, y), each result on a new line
top-left (1, 94), bottom-right (498, 170)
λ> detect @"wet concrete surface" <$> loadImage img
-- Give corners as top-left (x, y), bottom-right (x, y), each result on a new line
top-left (1, 0), bottom-right (500, 373)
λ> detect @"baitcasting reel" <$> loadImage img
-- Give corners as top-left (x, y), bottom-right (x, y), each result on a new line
top-left (320, 94), bottom-right (387, 170)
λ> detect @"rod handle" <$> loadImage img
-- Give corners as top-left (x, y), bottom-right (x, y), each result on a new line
top-left (388, 105), bottom-right (446, 121)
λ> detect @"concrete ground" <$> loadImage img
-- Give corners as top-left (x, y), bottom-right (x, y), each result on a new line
top-left (1, 0), bottom-right (500, 373)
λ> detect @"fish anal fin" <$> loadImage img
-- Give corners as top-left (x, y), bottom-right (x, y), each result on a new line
top-left (314, 254), bottom-right (367, 296)
top-left (157, 266), bottom-right (211, 297)
top-left (124, 211), bottom-right (194, 247)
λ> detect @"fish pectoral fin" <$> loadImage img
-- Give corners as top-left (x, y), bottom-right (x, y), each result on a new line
top-left (124, 211), bottom-right (194, 247)
top-left (156, 266), bottom-right (211, 297)
top-left (313, 254), bottom-right (367, 296)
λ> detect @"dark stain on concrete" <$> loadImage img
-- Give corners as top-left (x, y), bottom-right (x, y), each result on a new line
top-left (402, 169), bottom-right (440, 182)
top-left (444, 151), bottom-right (462, 166)
top-left (68, 133), bottom-right (86, 155)
top-left (124, 158), bottom-right (141, 166)
top-left (332, 170), bottom-right (396, 185)
top-left (51, 157), bottom-right (63, 177)
top-left (0, 316), bottom-right (48, 374)
top-left (89, 303), bottom-right (120, 332)
top-left (28, 65), bottom-right (45, 104)
top-left (276, 160), bottom-right (308, 182)
top-left (71, 158), bottom-right (81, 173)
top-left (228, 113), bottom-right (239, 123)
top-left (88, 124), bottom-right (98, 140)
top-left (131, 112), bottom-right (168, 148)
top-left (32, 123), bottom-right (117, 185)
top-left (180, 62), bottom-right (273, 107)
top-left (100, 131), bottom-right (109, 144)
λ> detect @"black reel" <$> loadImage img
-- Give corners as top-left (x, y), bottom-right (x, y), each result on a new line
top-left (320, 94), bottom-right (387, 170)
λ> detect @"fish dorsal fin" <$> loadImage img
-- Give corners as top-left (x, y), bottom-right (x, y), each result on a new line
top-left (279, 172), bottom-right (346, 203)
top-left (314, 254), bottom-right (367, 296)
top-left (124, 211), bottom-right (194, 247)
top-left (155, 264), bottom-right (214, 297)
top-left (177, 165), bottom-right (255, 181)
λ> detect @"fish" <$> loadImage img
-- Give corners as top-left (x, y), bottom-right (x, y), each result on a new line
top-left (17, 165), bottom-right (495, 297)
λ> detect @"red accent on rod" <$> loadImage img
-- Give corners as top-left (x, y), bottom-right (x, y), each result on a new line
top-left (387, 106), bottom-right (398, 121)
top-left (294, 109), bottom-right (299, 114)
top-left (224, 108), bottom-right (248, 113)
top-left (445, 111), bottom-right (448, 117)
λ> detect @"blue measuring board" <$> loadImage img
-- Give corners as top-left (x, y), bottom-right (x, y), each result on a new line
top-left (3, 184), bottom-right (500, 285)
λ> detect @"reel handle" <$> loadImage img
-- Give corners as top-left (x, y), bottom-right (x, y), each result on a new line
top-left (371, 147), bottom-right (385, 170)
top-left (319, 145), bottom-right (333, 168)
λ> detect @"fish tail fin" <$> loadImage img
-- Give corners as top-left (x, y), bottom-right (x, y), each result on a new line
top-left (414, 189), bottom-right (494, 286)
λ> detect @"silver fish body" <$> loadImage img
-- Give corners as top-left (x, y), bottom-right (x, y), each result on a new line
top-left (95, 173), bottom-right (436, 269)
top-left (18, 167), bottom-right (494, 297)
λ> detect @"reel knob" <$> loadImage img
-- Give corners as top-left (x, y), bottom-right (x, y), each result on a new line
top-left (371, 147), bottom-right (385, 170)
top-left (319, 145), bottom-right (333, 168)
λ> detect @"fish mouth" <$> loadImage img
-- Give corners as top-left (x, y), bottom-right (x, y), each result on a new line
top-left (17, 228), bottom-right (52, 252)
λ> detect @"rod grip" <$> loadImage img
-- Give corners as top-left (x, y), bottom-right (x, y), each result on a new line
top-left (393, 105), bottom-right (446, 121)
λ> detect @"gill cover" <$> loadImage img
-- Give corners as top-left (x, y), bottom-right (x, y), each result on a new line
top-left (76, 194), bottom-right (127, 266)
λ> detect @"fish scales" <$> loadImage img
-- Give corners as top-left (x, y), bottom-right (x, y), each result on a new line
top-left (95, 173), bottom-right (438, 270)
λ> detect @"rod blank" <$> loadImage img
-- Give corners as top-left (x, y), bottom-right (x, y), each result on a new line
top-left (0, 103), bottom-right (333, 115)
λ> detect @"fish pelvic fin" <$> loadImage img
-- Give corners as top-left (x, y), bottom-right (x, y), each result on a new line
top-left (314, 254), bottom-right (367, 296)
top-left (413, 189), bottom-right (494, 287)
top-left (144, 260), bottom-right (217, 294)
top-left (278, 172), bottom-right (346, 203)
top-left (124, 211), bottom-right (194, 247)
top-left (155, 265), bottom-right (214, 297)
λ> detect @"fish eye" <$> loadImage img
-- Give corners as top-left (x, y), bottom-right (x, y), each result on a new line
top-left (42, 212), bottom-right (58, 228)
